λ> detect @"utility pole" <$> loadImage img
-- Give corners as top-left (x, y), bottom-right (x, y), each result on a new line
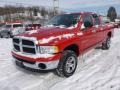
top-left (53, 0), bottom-right (59, 15)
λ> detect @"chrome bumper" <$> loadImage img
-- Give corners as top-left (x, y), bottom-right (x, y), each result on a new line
top-left (15, 58), bottom-right (59, 70)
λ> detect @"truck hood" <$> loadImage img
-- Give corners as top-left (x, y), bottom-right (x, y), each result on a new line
top-left (19, 27), bottom-right (76, 45)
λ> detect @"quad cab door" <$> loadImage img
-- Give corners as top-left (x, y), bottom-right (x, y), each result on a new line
top-left (80, 14), bottom-right (97, 51)
top-left (92, 14), bottom-right (105, 44)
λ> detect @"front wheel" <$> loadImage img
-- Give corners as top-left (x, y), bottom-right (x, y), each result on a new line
top-left (102, 37), bottom-right (111, 50)
top-left (55, 50), bottom-right (78, 77)
top-left (6, 33), bottom-right (11, 38)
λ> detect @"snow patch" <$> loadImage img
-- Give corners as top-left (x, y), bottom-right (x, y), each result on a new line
top-left (62, 33), bottom-right (75, 39)
top-left (39, 34), bottom-right (75, 44)
top-left (81, 23), bottom-right (85, 29)
top-left (107, 24), bottom-right (114, 27)
top-left (27, 30), bottom-right (38, 35)
top-left (14, 36), bottom-right (38, 44)
top-left (77, 32), bottom-right (83, 36)
top-left (44, 25), bottom-right (65, 29)
top-left (38, 36), bottom-right (62, 44)
top-left (67, 23), bottom-right (78, 29)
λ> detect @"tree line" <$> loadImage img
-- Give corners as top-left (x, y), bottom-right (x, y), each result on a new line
top-left (0, 5), bottom-right (57, 22)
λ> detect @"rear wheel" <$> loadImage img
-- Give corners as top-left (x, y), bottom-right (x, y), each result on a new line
top-left (55, 50), bottom-right (78, 77)
top-left (8, 32), bottom-right (13, 38)
top-left (102, 37), bottom-right (111, 50)
top-left (0, 34), bottom-right (3, 38)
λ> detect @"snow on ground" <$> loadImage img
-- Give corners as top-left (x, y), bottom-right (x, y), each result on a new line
top-left (0, 28), bottom-right (120, 90)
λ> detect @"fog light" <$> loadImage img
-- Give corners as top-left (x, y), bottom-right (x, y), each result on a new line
top-left (38, 63), bottom-right (46, 69)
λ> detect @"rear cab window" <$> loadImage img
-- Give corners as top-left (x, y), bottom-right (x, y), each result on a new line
top-left (92, 14), bottom-right (101, 25)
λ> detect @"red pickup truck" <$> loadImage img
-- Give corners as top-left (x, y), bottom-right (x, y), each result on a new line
top-left (12, 12), bottom-right (114, 77)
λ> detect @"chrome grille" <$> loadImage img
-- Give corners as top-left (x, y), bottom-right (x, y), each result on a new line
top-left (22, 39), bottom-right (34, 46)
top-left (13, 37), bottom-right (36, 54)
top-left (14, 44), bottom-right (20, 51)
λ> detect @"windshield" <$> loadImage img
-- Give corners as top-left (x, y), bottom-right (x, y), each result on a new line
top-left (46, 14), bottom-right (80, 27)
top-left (13, 24), bottom-right (23, 28)
top-left (5, 25), bottom-right (12, 28)
top-left (0, 24), bottom-right (5, 27)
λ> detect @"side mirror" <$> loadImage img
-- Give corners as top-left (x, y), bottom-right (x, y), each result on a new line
top-left (84, 21), bottom-right (93, 28)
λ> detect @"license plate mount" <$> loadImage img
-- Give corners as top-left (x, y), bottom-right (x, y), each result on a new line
top-left (16, 60), bottom-right (23, 66)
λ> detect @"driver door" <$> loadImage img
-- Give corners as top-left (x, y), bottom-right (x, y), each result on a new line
top-left (80, 14), bottom-right (97, 51)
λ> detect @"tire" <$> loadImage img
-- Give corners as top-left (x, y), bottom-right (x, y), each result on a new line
top-left (9, 33), bottom-right (12, 38)
top-left (0, 34), bottom-right (3, 38)
top-left (6, 33), bottom-right (10, 38)
top-left (55, 50), bottom-right (78, 77)
top-left (10, 35), bottom-right (14, 38)
top-left (8, 32), bottom-right (13, 38)
top-left (102, 37), bottom-right (111, 50)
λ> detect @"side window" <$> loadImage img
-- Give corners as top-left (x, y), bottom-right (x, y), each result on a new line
top-left (81, 14), bottom-right (93, 29)
top-left (83, 15), bottom-right (93, 23)
top-left (92, 14), bottom-right (100, 25)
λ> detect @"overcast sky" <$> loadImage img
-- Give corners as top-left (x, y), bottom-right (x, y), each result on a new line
top-left (0, 0), bottom-right (120, 15)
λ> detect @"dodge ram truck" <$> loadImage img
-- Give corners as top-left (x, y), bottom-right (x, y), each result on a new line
top-left (12, 12), bottom-right (114, 77)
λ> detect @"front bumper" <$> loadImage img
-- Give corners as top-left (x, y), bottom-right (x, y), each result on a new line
top-left (12, 50), bottom-right (60, 70)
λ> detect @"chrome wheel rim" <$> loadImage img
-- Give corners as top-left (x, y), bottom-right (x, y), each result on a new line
top-left (66, 56), bottom-right (76, 73)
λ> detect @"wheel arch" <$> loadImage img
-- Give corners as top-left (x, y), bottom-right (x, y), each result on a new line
top-left (63, 44), bottom-right (79, 57)
top-left (107, 32), bottom-right (112, 38)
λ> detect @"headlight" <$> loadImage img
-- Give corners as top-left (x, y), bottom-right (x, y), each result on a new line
top-left (39, 46), bottom-right (59, 54)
